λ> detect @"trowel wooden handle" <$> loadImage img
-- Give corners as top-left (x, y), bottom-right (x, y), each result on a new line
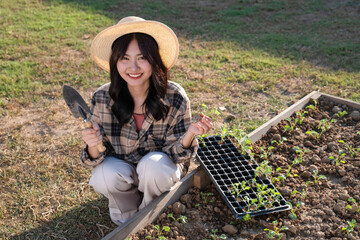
top-left (83, 121), bottom-right (106, 153)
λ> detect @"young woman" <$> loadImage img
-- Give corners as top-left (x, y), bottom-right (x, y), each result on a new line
top-left (80, 16), bottom-right (212, 225)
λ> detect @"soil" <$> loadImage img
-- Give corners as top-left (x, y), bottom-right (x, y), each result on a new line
top-left (128, 97), bottom-right (360, 240)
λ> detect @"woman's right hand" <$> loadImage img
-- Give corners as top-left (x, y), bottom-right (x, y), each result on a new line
top-left (81, 121), bottom-right (103, 148)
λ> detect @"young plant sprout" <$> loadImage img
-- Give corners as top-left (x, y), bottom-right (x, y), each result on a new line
top-left (335, 110), bottom-right (348, 119)
top-left (255, 160), bottom-right (272, 179)
top-left (264, 220), bottom-right (289, 239)
top-left (259, 146), bottom-right (275, 160)
top-left (329, 150), bottom-right (346, 166)
top-left (338, 139), bottom-right (359, 157)
top-left (342, 219), bottom-right (356, 235)
top-left (346, 197), bottom-right (360, 213)
top-left (287, 201), bottom-right (303, 220)
top-left (311, 170), bottom-right (326, 184)
top-left (229, 181), bottom-right (250, 199)
top-left (284, 117), bottom-right (295, 132)
top-left (201, 192), bottom-right (214, 204)
top-left (305, 99), bottom-right (318, 111)
top-left (167, 213), bottom-right (188, 223)
top-left (318, 118), bottom-right (337, 134)
top-left (146, 225), bottom-right (170, 240)
top-left (293, 146), bottom-right (310, 163)
top-left (271, 137), bottom-right (287, 146)
top-left (294, 110), bottom-right (308, 125)
top-left (209, 228), bottom-right (227, 240)
top-left (305, 130), bottom-right (321, 139)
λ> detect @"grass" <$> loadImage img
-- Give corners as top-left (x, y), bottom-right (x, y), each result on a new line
top-left (0, 0), bottom-right (359, 239)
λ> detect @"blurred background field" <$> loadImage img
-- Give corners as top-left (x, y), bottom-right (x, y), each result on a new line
top-left (0, 0), bottom-right (359, 239)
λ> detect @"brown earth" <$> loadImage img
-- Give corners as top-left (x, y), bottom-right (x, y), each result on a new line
top-left (129, 97), bottom-right (360, 240)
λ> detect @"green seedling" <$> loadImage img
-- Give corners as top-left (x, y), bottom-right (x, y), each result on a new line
top-left (208, 229), bottom-right (227, 240)
top-left (272, 174), bottom-right (286, 184)
top-left (329, 149), bottom-right (346, 166)
top-left (284, 117), bottom-right (295, 132)
top-left (287, 201), bottom-right (303, 220)
top-left (318, 118), bottom-right (337, 134)
top-left (339, 140), bottom-right (359, 157)
top-left (286, 157), bottom-right (302, 178)
top-left (271, 137), bottom-right (287, 146)
top-left (305, 130), bottom-right (321, 139)
top-left (243, 213), bottom-right (251, 221)
top-left (305, 99), bottom-right (318, 111)
top-left (201, 103), bottom-right (220, 119)
top-left (336, 110), bottom-right (348, 119)
top-left (346, 197), bottom-right (360, 213)
top-left (255, 160), bottom-right (272, 179)
top-left (201, 192), bottom-right (214, 204)
top-left (259, 146), bottom-right (275, 160)
top-left (264, 220), bottom-right (289, 239)
top-left (294, 110), bottom-right (308, 125)
top-left (229, 181), bottom-right (250, 199)
top-left (311, 170), bottom-right (326, 184)
top-left (293, 146), bottom-right (310, 163)
top-left (167, 213), bottom-right (188, 223)
top-left (146, 225), bottom-right (170, 240)
top-left (342, 219), bottom-right (356, 235)
top-left (244, 196), bottom-right (258, 212)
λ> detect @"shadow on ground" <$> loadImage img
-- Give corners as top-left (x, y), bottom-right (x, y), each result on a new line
top-left (46, 0), bottom-right (360, 72)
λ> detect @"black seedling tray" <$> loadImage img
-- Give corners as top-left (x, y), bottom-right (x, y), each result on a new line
top-left (197, 135), bottom-right (291, 219)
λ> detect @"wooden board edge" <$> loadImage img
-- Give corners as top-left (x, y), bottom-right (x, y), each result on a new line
top-left (246, 91), bottom-right (321, 142)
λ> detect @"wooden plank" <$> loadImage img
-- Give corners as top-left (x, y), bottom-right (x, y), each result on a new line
top-left (103, 168), bottom-right (199, 240)
top-left (246, 91), bottom-right (321, 142)
top-left (193, 168), bottom-right (211, 190)
top-left (320, 93), bottom-right (360, 110)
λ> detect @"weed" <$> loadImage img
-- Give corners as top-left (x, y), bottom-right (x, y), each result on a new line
top-left (342, 219), bottom-right (356, 235)
top-left (264, 220), bottom-right (289, 239)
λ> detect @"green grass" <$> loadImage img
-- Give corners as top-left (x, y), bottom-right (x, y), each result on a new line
top-left (1, 0), bottom-right (360, 239)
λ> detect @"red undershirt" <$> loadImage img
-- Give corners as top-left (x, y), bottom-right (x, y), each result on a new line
top-left (133, 113), bottom-right (145, 131)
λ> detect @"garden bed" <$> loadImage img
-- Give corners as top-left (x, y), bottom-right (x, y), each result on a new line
top-left (114, 92), bottom-right (360, 239)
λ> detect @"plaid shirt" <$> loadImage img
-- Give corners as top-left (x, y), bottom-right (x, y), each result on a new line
top-left (80, 81), bottom-right (198, 167)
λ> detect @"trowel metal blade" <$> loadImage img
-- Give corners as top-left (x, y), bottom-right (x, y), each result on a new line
top-left (62, 85), bottom-right (91, 120)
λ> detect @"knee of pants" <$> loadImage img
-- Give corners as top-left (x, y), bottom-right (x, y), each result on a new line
top-left (90, 156), bottom-right (136, 195)
top-left (136, 152), bottom-right (179, 189)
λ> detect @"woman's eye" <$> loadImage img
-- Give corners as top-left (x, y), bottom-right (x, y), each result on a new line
top-left (139, 56), bottom-right (146, 60)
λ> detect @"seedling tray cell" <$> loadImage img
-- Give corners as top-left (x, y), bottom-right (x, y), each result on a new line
top-left (197, 135), bottom-right (291, 219)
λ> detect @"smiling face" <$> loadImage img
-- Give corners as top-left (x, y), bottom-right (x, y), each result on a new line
top-left (116, 39), bottom-right (153, 90)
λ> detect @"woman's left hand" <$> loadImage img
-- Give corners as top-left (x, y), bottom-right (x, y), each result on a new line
top-left (188, 114), bottom-right (213, 136)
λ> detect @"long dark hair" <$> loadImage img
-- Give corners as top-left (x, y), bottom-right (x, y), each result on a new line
top-left (109, 33), bottom-right (169, 125)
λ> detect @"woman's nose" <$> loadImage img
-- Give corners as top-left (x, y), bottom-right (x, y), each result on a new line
top-left (129, 60), bottom-right (140, 70)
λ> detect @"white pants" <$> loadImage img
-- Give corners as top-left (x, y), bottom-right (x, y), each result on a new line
top-left (89, 152), bottom-right (181, 224)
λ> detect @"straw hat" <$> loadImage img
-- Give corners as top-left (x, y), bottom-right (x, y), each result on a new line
top-left (91, 16), bottom-right (179, 72)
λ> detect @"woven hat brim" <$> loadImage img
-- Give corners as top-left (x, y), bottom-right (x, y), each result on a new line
top-left (90, 21), bottom-right (179, 72)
